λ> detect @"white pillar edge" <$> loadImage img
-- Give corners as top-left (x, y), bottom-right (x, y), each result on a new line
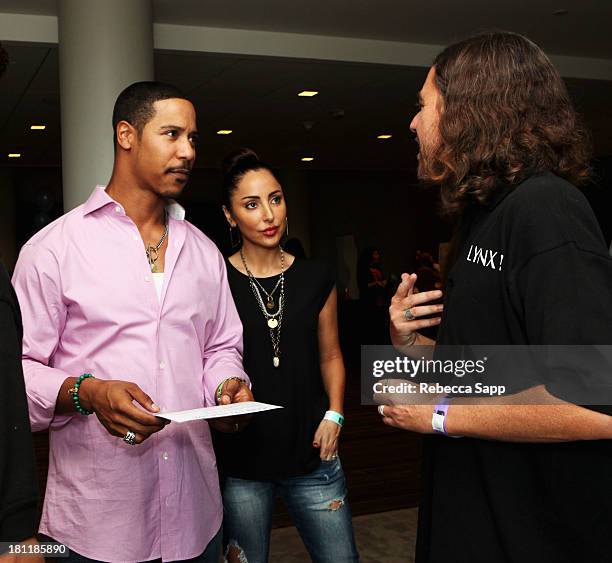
top-left (1, 12), bottom-right (611, 81)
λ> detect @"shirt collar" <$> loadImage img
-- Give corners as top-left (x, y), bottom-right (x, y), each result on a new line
top-left (82, 185), bottom-right (185, 220)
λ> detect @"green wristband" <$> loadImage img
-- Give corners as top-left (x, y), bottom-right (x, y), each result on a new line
top-left (215, 377), bottom-right (247, 404)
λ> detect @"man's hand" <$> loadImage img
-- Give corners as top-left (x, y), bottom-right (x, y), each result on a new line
top-left (313, 419), bottom-right (341, 460)
top-left (378, 403), bottom-right (435, 434)
top-left (389, 273), bottom-right (443, 350)
top-left (374, 378), bottom-right (438, 434)
top-left (209, 378), bottom-right (254, 433)
top-left (79, 378), bottom-right (168, 444)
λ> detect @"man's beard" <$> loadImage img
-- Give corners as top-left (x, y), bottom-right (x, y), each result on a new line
top-left (416, 142), bottom-right (433, 180)
top-left (414, 129), bottom-right (441, 181)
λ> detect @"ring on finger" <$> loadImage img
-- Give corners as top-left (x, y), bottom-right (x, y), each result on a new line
top-left (123, 430), bottom-right (136, 445)
top-left (378, 405), bottom-right (385, 417)
top-left (404, 308), bottom-right (416, 321)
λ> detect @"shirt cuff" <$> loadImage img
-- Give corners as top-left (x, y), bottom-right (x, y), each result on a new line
top-left (23, 361), bottom-right (75, 431)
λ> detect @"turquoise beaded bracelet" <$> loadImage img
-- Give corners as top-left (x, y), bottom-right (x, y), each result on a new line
top-left (69, 373), bottom-right (94, 415)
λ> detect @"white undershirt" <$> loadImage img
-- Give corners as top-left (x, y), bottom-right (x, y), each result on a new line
top-left (152, 272), bottom-right (164, 302)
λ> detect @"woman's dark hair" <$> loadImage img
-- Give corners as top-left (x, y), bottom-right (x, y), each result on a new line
top-left (425, 32), bottom-right (591, 217)
top-left (284, 237), bottom-right (307, 259)
top-left (221, 148), bottom-right (276, 208)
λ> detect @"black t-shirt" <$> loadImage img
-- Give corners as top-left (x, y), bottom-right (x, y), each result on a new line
top-left (418, 173), bottom-right (612, 563)
top-left (213, 257), bottom-right (335, 481)
top-left (0, 264), bottom-right (38, 545)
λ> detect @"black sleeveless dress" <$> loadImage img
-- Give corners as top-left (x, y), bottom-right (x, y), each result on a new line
top-left (214, 257), bottom-right (335, 481)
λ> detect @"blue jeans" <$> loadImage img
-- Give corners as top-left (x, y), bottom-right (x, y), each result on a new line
top-left (222, 458), bottom-right (359, 563)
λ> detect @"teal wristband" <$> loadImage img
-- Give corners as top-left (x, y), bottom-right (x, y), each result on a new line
top-left (69, 373), bottom-right (94, 415)
top-left (324, 410), bottom-right (344, 427)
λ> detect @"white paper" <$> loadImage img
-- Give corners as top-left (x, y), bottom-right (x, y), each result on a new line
top-left (157, 401), bottom-right (283, 423)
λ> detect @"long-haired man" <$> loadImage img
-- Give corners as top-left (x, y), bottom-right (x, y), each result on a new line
top-left (381, 32), bottom-right (612, 562)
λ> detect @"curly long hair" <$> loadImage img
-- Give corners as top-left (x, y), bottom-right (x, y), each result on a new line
top-left (424, 32), bottom-right (591, 217)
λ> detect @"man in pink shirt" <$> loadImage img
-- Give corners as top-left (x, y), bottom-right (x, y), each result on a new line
top-left (12, 82), bottom-right (252, 562)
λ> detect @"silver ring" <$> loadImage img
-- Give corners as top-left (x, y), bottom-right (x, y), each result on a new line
top-left (331, 454), bottom-right (338, 460)
top-left (378, 405), bottom-right (385, 417)
top-left (123, 430), bottom-right (136, 445)
top-left (404, 308), bottom-right (415, 321)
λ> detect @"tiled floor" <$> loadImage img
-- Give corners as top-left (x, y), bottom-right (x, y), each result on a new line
top-left (269, 508), bottom-right (418, 562)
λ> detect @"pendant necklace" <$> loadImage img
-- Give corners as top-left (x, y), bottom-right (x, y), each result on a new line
top-left (240, 246), bottom-right (286, 367)
top-left (145, 211), bottom-right (168, 273)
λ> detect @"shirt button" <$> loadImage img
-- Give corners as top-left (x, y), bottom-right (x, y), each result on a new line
top-left (159, 362), bottom-right (166, 369)
top-left (132, 234), bottom-right (139, 241)
top-left (114, 206), bottom-right (121, 213)
top-left (144, 275), bottom-right (150, 282)
top-left (162, 452), bottom-right (169, 461)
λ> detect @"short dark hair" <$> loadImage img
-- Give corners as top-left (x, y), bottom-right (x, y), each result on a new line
top-left (221, 148), bottom-right (276, 208)
top-left (112, 81), bottom-right (188, 140)
top-left (425, 32), bottom-right (590, 217)
top-left (0, 43), bottom-right (9, 77)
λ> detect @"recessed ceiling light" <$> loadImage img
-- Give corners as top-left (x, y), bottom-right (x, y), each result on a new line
top-left (30, 125), bottom-right (46, 130)
top-left (377, 134), bottom-right (392, 139)
top-left (8, 153), bottom-right (21, 158)
top-left (301, 157), bottom-right (314, 162)
top-left (298, 91), bottom-right (319, 97)
top-left (217, 130), bottom-right (233, 135)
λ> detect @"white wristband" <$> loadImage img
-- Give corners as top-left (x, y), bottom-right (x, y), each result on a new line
top-left (324, 410), bottom-right (344, 426)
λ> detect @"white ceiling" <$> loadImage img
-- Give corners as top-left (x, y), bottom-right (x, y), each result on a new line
top-left (0, 0), bottom-right (611, 58)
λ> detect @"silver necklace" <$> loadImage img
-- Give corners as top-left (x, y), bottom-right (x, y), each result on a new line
top-left (240, 247), bottom-right (285, 368)
top-left (145, 212), bottom-right (168, 273)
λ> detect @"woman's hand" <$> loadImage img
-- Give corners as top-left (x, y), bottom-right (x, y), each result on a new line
top-left (313, 419), bottom-right (341, 460)
top-left (389, 273), bottom-right (443, 350)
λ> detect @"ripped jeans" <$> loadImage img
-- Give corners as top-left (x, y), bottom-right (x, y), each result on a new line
top-left (222, 458), bottom-right (359, 563)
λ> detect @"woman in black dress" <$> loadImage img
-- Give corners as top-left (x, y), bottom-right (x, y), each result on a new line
top-left (215, 148), bottom-right (358, 563)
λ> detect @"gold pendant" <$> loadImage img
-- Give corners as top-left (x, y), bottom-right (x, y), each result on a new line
top-left (147, 245), bottom-right (159, 273)
top-left (266, 298), bottom-right (275, 310)
top-left (273, 356), bottom-right (280, 367)
top-left (268, 318), bottom-right (278, 329)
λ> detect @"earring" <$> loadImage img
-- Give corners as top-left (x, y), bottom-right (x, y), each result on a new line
top-left (229, 225), bottom-right (242, 249)
top-left (285, 217), bottom-right (289, 238)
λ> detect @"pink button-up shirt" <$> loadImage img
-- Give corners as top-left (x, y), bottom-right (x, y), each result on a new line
top-left (13, 186), bottom-right (248, 562)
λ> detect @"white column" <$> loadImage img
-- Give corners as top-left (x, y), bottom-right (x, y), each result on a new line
top-left (58, 0), bottom-right (154, 210)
